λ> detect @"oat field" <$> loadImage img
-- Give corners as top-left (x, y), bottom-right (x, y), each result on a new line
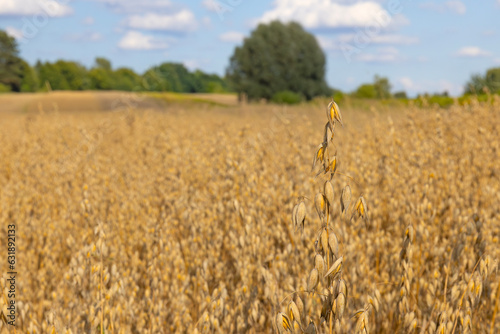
top-left (0, 92), bottom-right (499, 333)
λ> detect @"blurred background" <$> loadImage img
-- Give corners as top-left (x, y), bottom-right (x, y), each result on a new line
top-left (0, 0), bottom-right (499, 102)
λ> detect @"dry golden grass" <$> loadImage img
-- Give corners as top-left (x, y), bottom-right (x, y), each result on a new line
top-left (0, 92), bottom-right (499, 333)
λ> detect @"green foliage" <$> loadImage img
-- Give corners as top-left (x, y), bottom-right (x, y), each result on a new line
top-left (485, 67), bottom-right (500, 93)
top-left (36, 60), bottom-right (89, 90)
top-left (192, 70), bottom-right (229, 93)
top-left (465, 67), bottom-right (500, 94)
top-left (143, 63), bottom-right (198, 92)
top-left (458, 94), bottom-right (490, 105)
top-left (271, 90), bottom-right (303, 104)
top-left (0, 82), bottom-right (10, 93)
top-left (20, 59), bottom-right (39, 92)
top-left (88, 58), bottom-right (142, 91)
top-left (465, 74), bottom-right (487, 94)
top-left (227, 21), bottom-right (330, 102)
top-left (0, 30), bottom-right (23, 91)
top-left (88, 57), bottom-right (112, 90)
top-left (394, 91), bottom-right (408, 99)
top-left (333, 91), bottom-right (345, 103)
top-left (95, 57), bottom-right (112, 71)
top-left (373, 75), bottom-right (392, 99)
top-left (415, 94), bottom-right (454, 108)
top-left (88, 68), bottom-right (113, 90)
top-left (354, 84), bottom-right (377, 99)
top-left (354, 75), bottom-right (392, 99)
top-left (142, 63), bottom-right (230, 93)
top-left (113, 68), bottom-right (142, 91)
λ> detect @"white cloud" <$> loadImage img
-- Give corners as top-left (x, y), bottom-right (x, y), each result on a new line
top-left (317, 36), bottom-right (338, 50)
top-left (317, 33), bottom-right (417, 52)
top-left (82, 16), bottom-right (95, 25)
top-left (445, 1), bottom-right (466, 14)
top-left (125, 10), bottom-right (197, 32)
top-left (338, 33), bottom-right (418, 45)
top-left (203, 0), bottom-right (224, 12)
top-left (399, 77), bottom-right (418, 91)
top-left (65, 32), bottom-right (102, 42)
top-left (256, 0), bottom-right (408, 30)
top-left (456, 46), bottom-right (491, 58)
top-left (0, 0), bottom-right (73, 16)
top-left (420, 1), bottom-right (466, 15)
top-left (89, 0), bottom-right (173, 13)
top-left (354, 47), bottom-right (400, 63)
top-left (5, 27), bottom-right (24, 39)
top-left (201, 16), bottom-right (211, 27)
top-left (118, 31), bottom-right (169, 50)
top-left (219, 31), bottom-right (245, 43)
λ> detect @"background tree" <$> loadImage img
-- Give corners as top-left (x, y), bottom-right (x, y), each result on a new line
top-left (192, 70), bottom-right (229, 93)
top-left (353, 75), bottom-right (392, 99)
top-left (0, 30), bottom-right (23, 92)
top-left (20, 59), bottom-right (39, 92)
top-left (89, 57), bottom-right (114, 90)
top-left (465, 67), bottom-right (500, 94)
top-left (485, 67), bottom-right (500, 93)
top-left (465, 74), bottom-right (488, 94)
top-left (354, 83), bottom-right (377, 99)
top-left (226, 21), bottom-right (330, 102)
top-left (113, 68), bottom-right (142, 91)
top-left (36, 60), bottom-right (89, 90)
top-left (143, 63), bottom-right (197, 92)
top-left (373, 75), bottom-right (392, 99)
top-left (394, 91), bottom-right (408, 99)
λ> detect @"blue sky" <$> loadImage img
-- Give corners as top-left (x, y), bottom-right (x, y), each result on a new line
top-left (1, 0), bottom-right (499, 96)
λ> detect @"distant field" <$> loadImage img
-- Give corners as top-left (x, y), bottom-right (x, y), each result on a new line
top-left (0, 91), bottom-right (239, 114)
top-left (0, 92), bottom-right (499, 333)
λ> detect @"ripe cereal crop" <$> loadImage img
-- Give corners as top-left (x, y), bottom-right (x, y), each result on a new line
top-left (0, 92), bottom-right (499, 333)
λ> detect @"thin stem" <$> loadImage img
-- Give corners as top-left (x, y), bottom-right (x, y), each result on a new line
top-left (326, 206), bottom-right (333, 334)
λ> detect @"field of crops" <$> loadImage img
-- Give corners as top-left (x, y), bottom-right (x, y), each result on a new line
top-left (0, 92), bottom-right (499, 333)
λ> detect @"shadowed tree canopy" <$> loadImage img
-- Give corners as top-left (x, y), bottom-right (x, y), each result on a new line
top-left (226, 21), bottom-right (330, 102)
top-left (0, 30), bottom-right (23, 92)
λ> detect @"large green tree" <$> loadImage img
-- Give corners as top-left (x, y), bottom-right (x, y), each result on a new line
top-left (226, 21), bottom-right (330, 101)
top-left (0, 30), bottom-right (23, 92)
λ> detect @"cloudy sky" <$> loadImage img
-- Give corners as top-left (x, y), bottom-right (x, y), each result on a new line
top-left (1, 0), bottom-right (499, 96)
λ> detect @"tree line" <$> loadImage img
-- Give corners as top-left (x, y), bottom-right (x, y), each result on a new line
top-left (1, 26), bottom-right (500, 103)
top-left (0, 30), bottom-right (229, 94)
